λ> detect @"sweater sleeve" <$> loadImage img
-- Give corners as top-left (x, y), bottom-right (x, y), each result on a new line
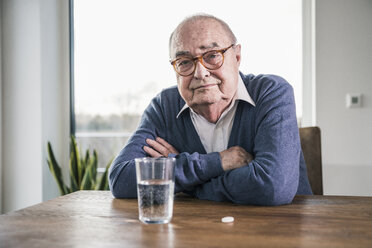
top-left (108, 93), bottom-right (224, 198)
top-left (194, 76), bottom-right (301, 206)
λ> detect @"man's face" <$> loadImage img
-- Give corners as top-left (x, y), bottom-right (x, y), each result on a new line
top-left (170, 19), bottom-right (241, 110)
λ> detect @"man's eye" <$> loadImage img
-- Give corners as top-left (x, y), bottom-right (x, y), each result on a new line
top-left (177, 59), bottom-right (192, 67)
top-left (204, 52), bottom-right (221, 62)
top-left (206, 53), bottom-right (218, 59)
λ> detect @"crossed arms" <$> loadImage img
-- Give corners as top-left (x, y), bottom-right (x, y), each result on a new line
top-left (144, 137), bottom-right (253, 171)
top-left (109, 76), bottom-right (303, 205)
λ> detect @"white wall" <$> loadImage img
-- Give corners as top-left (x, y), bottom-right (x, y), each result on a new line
top-left (1, 0), bottom-right (69, 213)
top-left (0, 0), bottom-right (3, 214)
top-left (316, 0), bottom-right (372, 196)
top-left (40, 0), bottom-right (70, 202)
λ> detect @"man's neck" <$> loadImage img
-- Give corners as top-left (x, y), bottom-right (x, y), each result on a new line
top-left (192, 98), bottom-right (233, 124)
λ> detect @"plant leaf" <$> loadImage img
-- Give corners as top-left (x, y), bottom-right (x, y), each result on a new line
top-left (84, 150), bottom-right (90, 166)
top-left (69, 151), bottom-right (79, 192)
top-left (83, 150), bottom-right (90, 176)
top-left (91, 150), bottom-right (98, 185)
top-left (80, 161), bottom-right (93, 190)
top-left (47, 137), bottom-right (115, 194)
top-left (97, 157), bottom-right (113, 190)
top-left (47, 142), bottom-right (69, 195)
top-left (70, 135), bottom-right (82, 189)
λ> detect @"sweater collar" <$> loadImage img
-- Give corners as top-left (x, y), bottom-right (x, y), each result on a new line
top-left (176, 74), bottom-right (255, 119)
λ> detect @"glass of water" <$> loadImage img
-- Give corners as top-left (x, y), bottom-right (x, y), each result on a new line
top-left (135, 157), bottom-right (176, 224)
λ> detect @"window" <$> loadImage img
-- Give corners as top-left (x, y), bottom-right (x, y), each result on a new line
top-left (73, 0), bottom-right (303, 168)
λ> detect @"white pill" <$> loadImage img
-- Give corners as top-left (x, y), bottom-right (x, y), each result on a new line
top-left (221, 216), bottom-right (234, 223)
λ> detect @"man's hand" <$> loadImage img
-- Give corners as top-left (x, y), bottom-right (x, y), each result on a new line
top-left (220, 146), bottom-right (253, 171)
top-left (144, 137), bottom-right (179, 157)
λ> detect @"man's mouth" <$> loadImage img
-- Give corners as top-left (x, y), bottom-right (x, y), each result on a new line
top-left (194, 84), bottom-right (217, 90)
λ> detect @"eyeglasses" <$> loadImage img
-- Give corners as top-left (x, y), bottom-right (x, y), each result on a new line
top-left (170, 44), bottom-right (235, 77)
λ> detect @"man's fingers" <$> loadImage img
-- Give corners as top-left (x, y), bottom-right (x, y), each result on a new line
top-left (146, 138), bottom-right (169, 156)
top-left (220, 146), bottom-right (254, 171)
top-left (156, 137), bottom-right (179, 154)
top-left (145, 138), bottom-right (179, 157)
top-left (155, 137), bottom-right (171, 148)
top-left (143, 146), bottom-right (162, 158)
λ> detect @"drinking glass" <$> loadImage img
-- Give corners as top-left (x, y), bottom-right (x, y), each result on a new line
top-left (135, 157), bottom-right (176, 224)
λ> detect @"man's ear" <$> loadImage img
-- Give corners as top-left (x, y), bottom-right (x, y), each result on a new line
top-left (234, 44), bottom-right (242, 66)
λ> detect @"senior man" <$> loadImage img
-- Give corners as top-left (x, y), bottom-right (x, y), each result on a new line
top-left (109, 14), bottom-right (312, 205)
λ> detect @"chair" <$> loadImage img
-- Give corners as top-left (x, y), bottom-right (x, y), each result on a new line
top-left (299, 127), bottom-right (323, 195)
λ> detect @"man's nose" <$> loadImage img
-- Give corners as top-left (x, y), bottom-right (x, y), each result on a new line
top-left (193, 61), bottom-right (210, 79)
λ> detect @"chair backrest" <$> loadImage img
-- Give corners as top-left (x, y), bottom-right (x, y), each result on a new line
top-left (299, 127), bottom-right (323, 195)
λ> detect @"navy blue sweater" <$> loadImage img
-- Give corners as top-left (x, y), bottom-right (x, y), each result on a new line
top-left (109, 73), bottom-right (312, 205)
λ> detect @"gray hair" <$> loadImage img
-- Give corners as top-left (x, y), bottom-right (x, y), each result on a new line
top-left (169, 13), bottom-right (237, 54)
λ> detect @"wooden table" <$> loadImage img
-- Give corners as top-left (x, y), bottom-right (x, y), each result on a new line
top-left (1, 191), bottom-right (372, 248)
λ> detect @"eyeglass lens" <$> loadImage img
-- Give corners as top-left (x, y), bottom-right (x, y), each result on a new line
top-left (175, 50), bottom-right (224, 76)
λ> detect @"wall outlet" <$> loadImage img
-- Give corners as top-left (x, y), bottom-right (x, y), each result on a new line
top-left (346, 93), bottom-right (362, 108)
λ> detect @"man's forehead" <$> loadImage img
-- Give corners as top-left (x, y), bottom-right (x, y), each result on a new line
top-left (174, 42), bottom-right (220, 57)
top-left (199, 42), bottom-right (220, 50)
top-left (170, 18), bottom-right (229, 57)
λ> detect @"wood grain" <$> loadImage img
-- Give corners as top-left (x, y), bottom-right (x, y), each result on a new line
top-left (1, 191), bottom-right (371, 248)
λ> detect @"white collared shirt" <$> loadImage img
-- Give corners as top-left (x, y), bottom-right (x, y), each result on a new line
top-left (176, 75), bottom-right (255, 153)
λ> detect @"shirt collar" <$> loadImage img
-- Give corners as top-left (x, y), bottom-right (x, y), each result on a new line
top-left (176, 74), bottom-right (255, 118)
top-left (235, 75), bottom-right (255, 106)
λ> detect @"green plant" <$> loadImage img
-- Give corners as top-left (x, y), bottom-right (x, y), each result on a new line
top-left (47, 135), bottom-right (112, 195)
